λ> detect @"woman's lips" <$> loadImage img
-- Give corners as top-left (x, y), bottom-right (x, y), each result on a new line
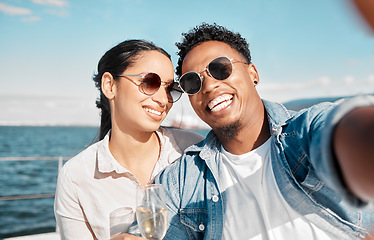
top-left (143, 107), bottom-right (162, 116)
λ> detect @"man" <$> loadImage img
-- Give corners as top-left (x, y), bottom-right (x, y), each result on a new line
top-left (154, 23), bottom-right (374, 239)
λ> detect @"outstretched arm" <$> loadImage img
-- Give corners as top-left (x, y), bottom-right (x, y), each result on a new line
top-left (333, 106), bottom-right (374, 202)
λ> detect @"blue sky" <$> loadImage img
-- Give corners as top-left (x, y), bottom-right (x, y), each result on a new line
top-left (0, 0), bottom-right (373, 126)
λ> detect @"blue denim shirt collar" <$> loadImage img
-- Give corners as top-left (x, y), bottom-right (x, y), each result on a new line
top-left (263, 99), bottom-right (295, 135)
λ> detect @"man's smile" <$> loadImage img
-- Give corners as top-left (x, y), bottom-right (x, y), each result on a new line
top-left (207, 94), bottom-right (233, 112)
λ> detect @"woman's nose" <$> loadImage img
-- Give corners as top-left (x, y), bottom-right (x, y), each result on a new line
top-left (151, 85), bottom-right (170, 106)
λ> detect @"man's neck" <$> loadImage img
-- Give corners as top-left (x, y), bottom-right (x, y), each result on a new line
top-left (218, 109), bottom-right (271, 155)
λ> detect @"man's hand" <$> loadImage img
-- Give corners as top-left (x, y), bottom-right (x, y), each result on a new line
top-left (110, 233), bottom-right (146, 240)
top-left (334, 106), bottom-right (374, 202)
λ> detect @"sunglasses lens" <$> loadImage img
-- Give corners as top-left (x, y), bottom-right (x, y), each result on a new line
top-left (208, 57), bottom-right (232, 80)
top-left (167, 82), bottom-right (183, 103)
top-left (179, 72), bottom-right (202, 95)
top-left (142, 73), bottom-right (161, 95)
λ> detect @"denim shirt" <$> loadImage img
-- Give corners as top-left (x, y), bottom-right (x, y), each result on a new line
top-left (155, 96), bottom-right (374, 240)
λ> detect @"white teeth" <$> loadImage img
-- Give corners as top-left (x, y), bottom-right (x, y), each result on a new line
top-left (144, 108), bottom-right (161, 116)
top-left (208, 94), bottom-right (233, 112)
top-left (211, 99), bottom-right (232, 112)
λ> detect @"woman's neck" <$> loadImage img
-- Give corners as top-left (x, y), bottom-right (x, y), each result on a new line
top-left (108, 128), bottom-right (161, 186)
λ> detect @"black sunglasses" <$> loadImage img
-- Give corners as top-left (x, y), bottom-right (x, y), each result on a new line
top-left (178, 56), bottom-right (248, 95)
top-left (116, 72), bottom-right (183, 103)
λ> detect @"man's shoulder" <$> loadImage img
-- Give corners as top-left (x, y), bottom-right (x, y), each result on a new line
top-left (276, 101), bottom-right (335, 129)
top-left (159, 147), bottom-right (203, 172)
top-left (155, 143), bottom-right (209, 183)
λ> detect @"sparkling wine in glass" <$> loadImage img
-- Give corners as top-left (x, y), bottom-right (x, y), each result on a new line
top-left (136, 184), bottom-right (167, 240)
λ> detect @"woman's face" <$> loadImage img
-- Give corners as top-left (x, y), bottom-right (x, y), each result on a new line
top-left (111, 50), bottom-right (174, 134)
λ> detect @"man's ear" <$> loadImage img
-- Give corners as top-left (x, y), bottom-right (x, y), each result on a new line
top-left (101, 72), bottom-right (116, 99)
top-left (247, 63), bottom-right (260, 86)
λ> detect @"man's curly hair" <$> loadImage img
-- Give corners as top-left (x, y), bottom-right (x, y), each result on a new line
top-left (175, 23), bottom-right (252, 77)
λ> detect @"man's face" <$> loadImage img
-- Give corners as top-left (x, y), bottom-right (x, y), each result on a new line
top-left (181, 41), bottom-right (261, 132)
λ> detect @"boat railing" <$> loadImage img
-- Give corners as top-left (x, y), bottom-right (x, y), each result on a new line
top-left (0, 156), bottom-right (70, 201)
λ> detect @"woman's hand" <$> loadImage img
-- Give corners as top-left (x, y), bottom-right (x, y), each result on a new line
top-left (110, 233), bottom-right (146, 240)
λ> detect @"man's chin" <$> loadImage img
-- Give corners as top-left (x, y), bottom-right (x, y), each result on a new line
top-left (214, 120), bottom-right (241, 143)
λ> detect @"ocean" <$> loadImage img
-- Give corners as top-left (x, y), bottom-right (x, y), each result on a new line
top-left (0, 126), bottom-right (210, 238)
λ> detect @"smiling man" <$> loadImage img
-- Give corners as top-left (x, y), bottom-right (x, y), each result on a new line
top-left (154, 23), bottom-right (374, 240)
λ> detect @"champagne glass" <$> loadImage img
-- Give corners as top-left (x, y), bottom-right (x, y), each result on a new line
top-left (109, 207), bottom-right (134, 238)
top-left (136, 184), bottom-right (167, 240)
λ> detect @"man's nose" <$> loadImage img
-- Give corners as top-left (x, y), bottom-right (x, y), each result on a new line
top-left (201, 72), bottom-right (220, 94)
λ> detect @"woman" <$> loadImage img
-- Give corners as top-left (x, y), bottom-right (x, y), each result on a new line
top-left (54, 40), bottom-right (204, 239)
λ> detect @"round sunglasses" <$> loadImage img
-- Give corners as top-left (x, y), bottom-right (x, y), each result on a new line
top-left (178, 56), bottom-right (248, 95)
top-left (116, 72), bottom-right (183, 103)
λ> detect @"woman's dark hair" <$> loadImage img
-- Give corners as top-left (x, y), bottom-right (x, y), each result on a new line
top-left (175, 23), bottom-right (252, 77)
top-left (93, 39), bottom-right (171, 140)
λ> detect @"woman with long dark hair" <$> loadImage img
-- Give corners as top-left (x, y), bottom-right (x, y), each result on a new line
top-left (54, 39), bottom-right (203, 239)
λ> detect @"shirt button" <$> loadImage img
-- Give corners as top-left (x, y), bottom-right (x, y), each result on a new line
top-left (199, 223), bottom-right (205, 231)
top-left (212, 195), bottom-right (219, 202)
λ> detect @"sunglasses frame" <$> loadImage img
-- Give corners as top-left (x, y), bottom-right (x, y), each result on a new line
top-left (116, 72), bottom-right (182, 103)
top-left (178, 56), bottom-right (248, 95)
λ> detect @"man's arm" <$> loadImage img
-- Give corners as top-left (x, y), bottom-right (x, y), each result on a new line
top-left (333, 106), bottom-right (374, 202)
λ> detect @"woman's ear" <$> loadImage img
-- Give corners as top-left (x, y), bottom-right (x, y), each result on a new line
top-left (247, 63), bottom-right (260, 86)
top-left (101, 72), bottom-right (116, 99)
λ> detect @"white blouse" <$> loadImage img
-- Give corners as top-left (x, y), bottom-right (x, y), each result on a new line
top-left (54, 127), bottom-right (203, 240)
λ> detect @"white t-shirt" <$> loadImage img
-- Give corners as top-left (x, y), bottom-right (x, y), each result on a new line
top-left (221, 138), bottom-right (334, 240)
top-left (54, 127), bottom-right (203, 240)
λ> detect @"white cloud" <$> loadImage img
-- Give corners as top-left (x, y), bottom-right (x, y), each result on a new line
top-left (45, 8), bottom-right (68, 17)
top-left (347, 58), bottom-right (359, 66)
top-left (257, 74), bottom-right (373, 103)
top-left (0, 3), bottom-right (32, 15)
top-left (21, 16), bottom-right (41, 22)
top-left (368, 74), bottom-right (374, 84)
top-left (32, 0), bottom-right (69, 7)
top-left (343, 75), bottom-right (355, 85)
top-left (259, 76), bottom-right (332, 93)
top-left (318, 76), bottom-right (331, 86)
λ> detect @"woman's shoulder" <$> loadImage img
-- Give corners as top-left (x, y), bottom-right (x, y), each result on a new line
top-left (60, 141), bottom-right (100, 173)
top-left (161, 127), bottom-right (204, 141)
top-left (159, 127), bottom-right (205, 151)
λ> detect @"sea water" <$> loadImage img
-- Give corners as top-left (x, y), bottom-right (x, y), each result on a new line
top-left (0, 126), bottom-right (209, 238)
top-left (0, 126), bottom-right (99, 238)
